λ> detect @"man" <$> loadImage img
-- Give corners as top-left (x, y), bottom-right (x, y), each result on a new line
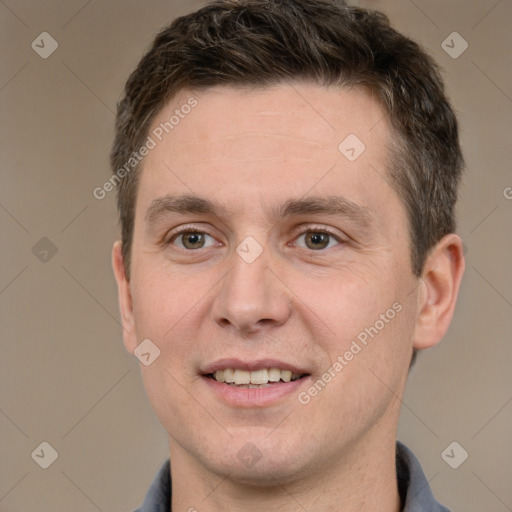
top-left (111, 1), bottom-right (465, 510)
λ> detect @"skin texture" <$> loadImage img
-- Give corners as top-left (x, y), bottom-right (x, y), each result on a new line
top-left (113, 83), bottom-right (465, 512)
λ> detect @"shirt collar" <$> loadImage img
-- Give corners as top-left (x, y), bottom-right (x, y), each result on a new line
top-left (396, 441), bottom-right (451, 512)
top-left (135, 441), bottom-right (450, 512)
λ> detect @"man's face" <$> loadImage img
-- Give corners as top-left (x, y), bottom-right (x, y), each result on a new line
top-left (117, 84), bottom-right (423, 482)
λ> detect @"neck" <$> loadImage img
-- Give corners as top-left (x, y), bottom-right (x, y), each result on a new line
top-left (169, 424), bottom-right (401, 512)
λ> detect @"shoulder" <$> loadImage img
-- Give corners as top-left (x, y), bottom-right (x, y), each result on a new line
top-left (396, 441), bottom-right (452, 512)
top-left (133, 459), bottom-right (171, 512)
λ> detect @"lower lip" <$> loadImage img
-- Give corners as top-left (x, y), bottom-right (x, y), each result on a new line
top-left (201, 376), bottom-right (310, 407)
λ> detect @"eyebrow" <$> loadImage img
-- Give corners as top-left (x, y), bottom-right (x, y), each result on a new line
top-left (145, 195), bottom-right (233, 226)
top-left (145, 193), bottom-right (375, 229)
top-left (272, 195), bottom-right (374, 227)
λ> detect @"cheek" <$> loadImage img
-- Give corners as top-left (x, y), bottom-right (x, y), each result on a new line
top-left (309, 295), bottom-right (414, 438)
top-left (293, 264), bottom-right (386, 343)
top-left (129, 265), bottom-right (203, 372)
top-left (295, 260), bottom-right (415, 380)
top-left (131, 262), bottom-right (196, 331)
top-left (130, 268), bottom-right (205, 421)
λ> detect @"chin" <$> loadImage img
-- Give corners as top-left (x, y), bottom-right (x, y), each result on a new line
top-left (219, 457), bottom-right (307, 487)
top-left (203, 435), bottom-right (315, 486)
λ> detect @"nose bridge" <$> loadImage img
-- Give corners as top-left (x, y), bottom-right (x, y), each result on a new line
top-left (229, 251), bottom-right (268, 300)
top-left (212, 241), bottom-right (290, 331)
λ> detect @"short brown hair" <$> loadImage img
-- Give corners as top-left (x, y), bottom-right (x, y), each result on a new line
top-left (111, 0), bottom-right (463, 286)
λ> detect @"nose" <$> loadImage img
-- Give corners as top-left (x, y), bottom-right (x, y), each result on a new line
top-left (211, 245), bottom-right (291, 333)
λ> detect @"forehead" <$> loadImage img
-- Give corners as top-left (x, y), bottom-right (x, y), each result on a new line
top-left (151, 83), bottom-right (389, 159)
top-left (135, 83), bottom-right (402, 228)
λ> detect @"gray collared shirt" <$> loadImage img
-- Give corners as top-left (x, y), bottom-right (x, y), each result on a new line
top-left (134, 441), bottom-right (451, 512)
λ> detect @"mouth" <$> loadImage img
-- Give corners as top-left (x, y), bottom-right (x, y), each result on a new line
top-left (200, 360), bottom-right (311, 406)
top-left (205, 368), bottom-right (309, 388)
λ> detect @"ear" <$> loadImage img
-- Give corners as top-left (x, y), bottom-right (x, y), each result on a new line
top-left (112, 240), bottom-right (138, 353)
top-left (413, 233), bottom-right (465, 350)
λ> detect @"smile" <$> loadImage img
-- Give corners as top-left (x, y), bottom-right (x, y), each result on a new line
top-left (207, 368), bottom-right (308, 387)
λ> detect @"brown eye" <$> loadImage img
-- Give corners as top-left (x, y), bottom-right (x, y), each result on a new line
top-left (294, 230), bottom-right (341, 251)
top-left (173, 231), bottom-right (213, 250)
top-left (304, 232), bottom-right (330, 250)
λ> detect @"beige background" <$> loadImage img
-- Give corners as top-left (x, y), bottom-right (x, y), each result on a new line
top-left (1, 0), bottom-right (511, 511)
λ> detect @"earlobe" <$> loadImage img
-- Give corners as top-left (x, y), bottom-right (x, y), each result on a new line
top-left (413, 234), bottom-right (465, 350)
top-left (112, 241), bottom-right (138, 352)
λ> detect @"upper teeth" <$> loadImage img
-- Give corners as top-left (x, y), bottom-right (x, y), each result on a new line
top-left (213, 368), bottom-right (303, 385)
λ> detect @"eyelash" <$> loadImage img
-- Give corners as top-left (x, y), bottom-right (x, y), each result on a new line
top-left (166, 225), bottom-right (220, 250)
top-left (165, 224), bottom-right (344, 251)
top-left (290, 225), bottom-right (344, 251)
